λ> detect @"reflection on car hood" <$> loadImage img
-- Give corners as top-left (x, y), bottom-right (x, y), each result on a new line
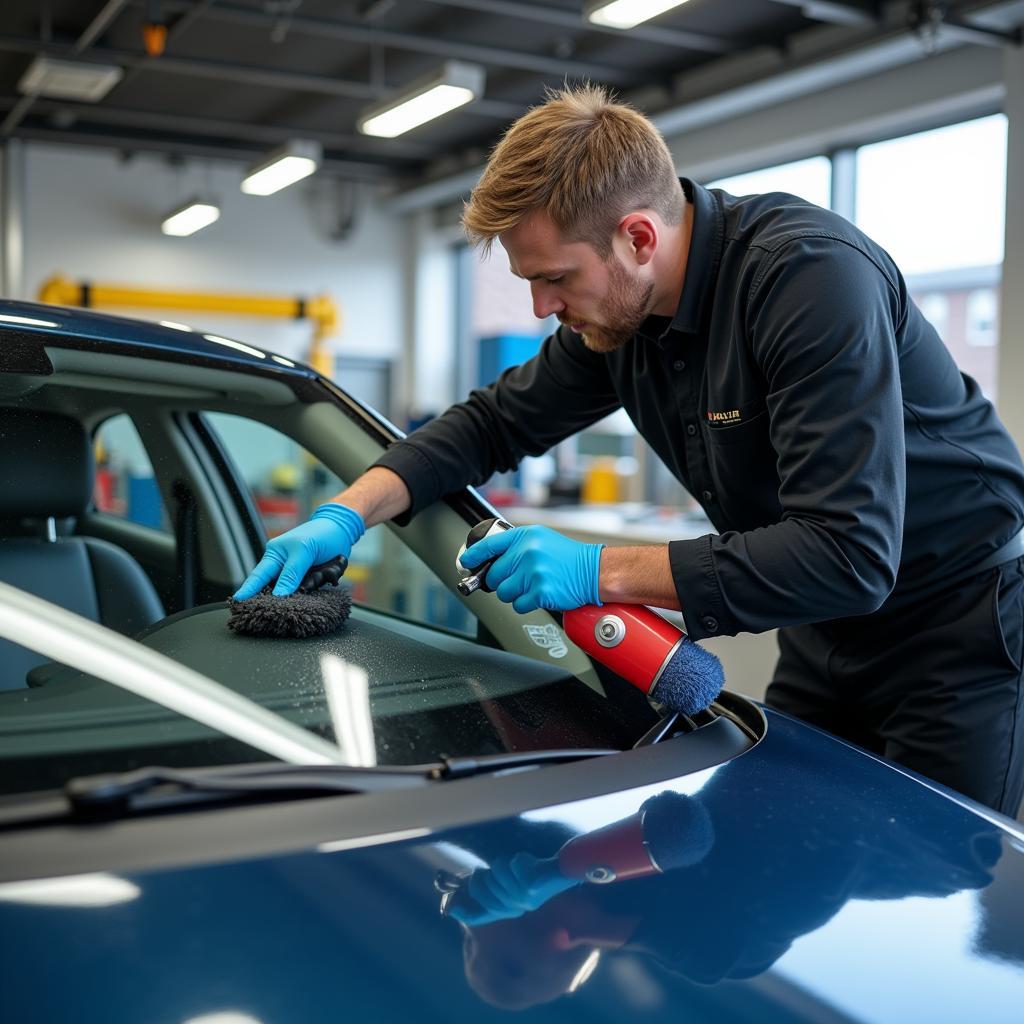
top-left (2, 709), bottom-right (1023, 1023)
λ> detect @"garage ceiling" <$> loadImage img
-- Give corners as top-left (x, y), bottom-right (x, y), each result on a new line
top-left (0, 0), bottom-right (1018, 189)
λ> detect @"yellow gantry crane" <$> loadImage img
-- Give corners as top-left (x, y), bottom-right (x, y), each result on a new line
top-left (37, 274), bottom-right (340, 377)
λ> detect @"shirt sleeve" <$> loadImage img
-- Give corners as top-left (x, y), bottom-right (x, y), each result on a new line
top-left (671, 235), bottom-right (906, 638)
top-left (373, 325), bottom-right (620, 523)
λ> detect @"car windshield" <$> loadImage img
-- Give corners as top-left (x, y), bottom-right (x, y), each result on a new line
top-left (0, 313), bottom-right (660, 797)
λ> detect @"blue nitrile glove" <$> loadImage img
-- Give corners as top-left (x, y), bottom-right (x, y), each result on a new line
top-left (459, 525), bottom-right (603, 614)
top-left (232, 503), bottom-right (365, 600)
top-left (448, 853), bottom-right (581, 927)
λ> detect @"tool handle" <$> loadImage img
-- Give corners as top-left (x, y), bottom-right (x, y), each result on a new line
top-left (456, 517), bottom-right (512, 595)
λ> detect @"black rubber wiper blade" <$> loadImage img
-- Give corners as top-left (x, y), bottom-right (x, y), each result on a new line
top-left (54, 749), bottom-right (619, 821)
top-left (65, 761), bottom-right (438, 819)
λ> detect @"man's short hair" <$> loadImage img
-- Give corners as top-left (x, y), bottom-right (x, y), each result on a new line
top-left (462, 84), bottom-right (684, 258)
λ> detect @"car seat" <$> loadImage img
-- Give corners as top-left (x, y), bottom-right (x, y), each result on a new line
top-left (0, 407), bottom-right (166, 690)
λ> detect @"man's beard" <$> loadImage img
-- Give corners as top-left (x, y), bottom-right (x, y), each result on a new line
top-left (565, 258), bottom-right (654, 354)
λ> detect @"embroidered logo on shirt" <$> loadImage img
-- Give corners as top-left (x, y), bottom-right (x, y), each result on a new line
top-left (707, 409), bottom-right (741, 424)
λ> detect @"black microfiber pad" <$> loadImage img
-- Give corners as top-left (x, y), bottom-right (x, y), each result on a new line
top-left (653, 639), bottom-right (725, 716)
top-left (227, 585), bottom-right (353, 639)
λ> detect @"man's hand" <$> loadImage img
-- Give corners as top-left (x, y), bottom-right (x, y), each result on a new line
top-left (233, 503), bottom-right (365, 599)
top-left (459, 525), bottom-right (603, 613)
top-left (448, 853), bottom-right (580, 927)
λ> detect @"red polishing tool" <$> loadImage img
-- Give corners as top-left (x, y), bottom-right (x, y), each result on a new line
top-left (457, 519), bottom-right (724, 716)
top-left (563, 603), bottom-right (723, 716)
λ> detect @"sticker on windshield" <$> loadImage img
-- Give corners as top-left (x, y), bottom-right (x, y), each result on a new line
top-left (523, 623), bottom-right (568, 659)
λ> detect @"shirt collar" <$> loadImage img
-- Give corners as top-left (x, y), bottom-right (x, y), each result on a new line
top-left (637, 178), bottom-right (725, 344)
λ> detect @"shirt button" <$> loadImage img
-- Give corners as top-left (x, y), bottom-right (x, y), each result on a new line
top-left (701, 490), bottom-right (714, 503)
top-left (686, 423), bottom-right (697, 436)
top-left (701, 615), bottom-right (720, 633)
top-left (673, 359), bottom-right (686, 371)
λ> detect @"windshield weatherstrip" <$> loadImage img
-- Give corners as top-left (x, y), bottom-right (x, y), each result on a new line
top-left (439, 748), bottom-right (618, 778)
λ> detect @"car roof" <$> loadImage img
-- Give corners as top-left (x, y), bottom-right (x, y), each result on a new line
top-left (0, 298), bottom-right (317, 381)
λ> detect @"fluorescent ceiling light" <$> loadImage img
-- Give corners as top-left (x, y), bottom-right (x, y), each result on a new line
top-left (317, 827), bottom-right (431, 855)
top-left (161, 197), bottom-right (220, 237)
top-left (321, 654), bottom-right (376, 767)
top-left (586, 0), bottom-right (691, 29)
top-left (358, 61), bottom-right (484, 138)
top-left (203, 334), bottom-right (267, 359)
top-left (241, 140), bottom-right (322, 196)
top-left (0, 873), bottom-right (140, 908)
top-left (0, 313), bottom-right (59, 327)
top-left (18, 55), bottom-right (123, 102)
top-left (185, 1014), bottom-right (265, 1024)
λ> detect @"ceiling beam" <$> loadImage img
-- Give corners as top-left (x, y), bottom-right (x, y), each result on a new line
top-left (413, 0), bottom-right (739, 54)
top-left (766, 0), bottom-right (880, 26)
top-left (8, 124), bottom-right (408, 183)
top-left (931, 11), bottom-right (1023, 44)
top-left (0, 35), bottom-right (524, 120)
top-left (152, 0), bottom-right (638, 83)
top-left (6, 98), bottom-right (434, 162)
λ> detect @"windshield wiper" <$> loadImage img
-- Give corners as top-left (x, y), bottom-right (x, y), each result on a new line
top-left (63, 762), bottom-right (434, 819)
top-left (57, 748), bottom-right (620, 821)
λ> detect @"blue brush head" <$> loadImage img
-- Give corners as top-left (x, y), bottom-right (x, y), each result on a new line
top-left (641, 790), bottom-right (715, 870)
top-left (652, 639), bottom-right (725, 715)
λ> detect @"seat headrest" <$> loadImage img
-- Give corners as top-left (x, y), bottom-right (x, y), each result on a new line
top-left (0, 407), bottom-right (94, 518)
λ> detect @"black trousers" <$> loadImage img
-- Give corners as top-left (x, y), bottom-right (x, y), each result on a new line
top-left (766, 558), bottom-right (1024, 817)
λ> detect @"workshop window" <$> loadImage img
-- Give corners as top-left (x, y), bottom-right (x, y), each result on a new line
top-left (918, 294), bottom-right (950, 338)
top-left (855, 114), bottom-right (1007, 398)
top-left (706, 156), bottom-right (832, 209)
top-left (966, 289), bottom-right (999, 348)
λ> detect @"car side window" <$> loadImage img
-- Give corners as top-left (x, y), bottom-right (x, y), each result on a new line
top-left (201, 412), bottom-right (476, 636)
top-left (93, 414), bottom-right (171, 533)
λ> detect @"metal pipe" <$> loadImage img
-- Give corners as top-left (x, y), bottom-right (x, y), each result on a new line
top-left (153, 0), bottom-right (636, 82)
top-left (765, 0), bottom-right (878, 26)
top-left (400, 0), bottom-right (736, 53)
top-left (37, 275), bottom-right (341, 374)
top-left (74, 0), bottom-right (133, 53)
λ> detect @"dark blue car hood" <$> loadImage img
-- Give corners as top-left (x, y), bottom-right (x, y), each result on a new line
top-left (3, 709), bottom-right (1024, 1023)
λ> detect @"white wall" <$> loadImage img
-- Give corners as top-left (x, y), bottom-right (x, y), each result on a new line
top-left (405, 208), bottom-right (460, 415)
top-left (18, 144), bottom-right (404, 367)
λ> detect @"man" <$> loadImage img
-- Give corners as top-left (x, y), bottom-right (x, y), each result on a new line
top-left (235, 86), bottom-right (1024, 815)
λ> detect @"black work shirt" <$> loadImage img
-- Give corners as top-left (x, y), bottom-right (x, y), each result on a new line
top-left (375, 179), bottom-right (1024, 640)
